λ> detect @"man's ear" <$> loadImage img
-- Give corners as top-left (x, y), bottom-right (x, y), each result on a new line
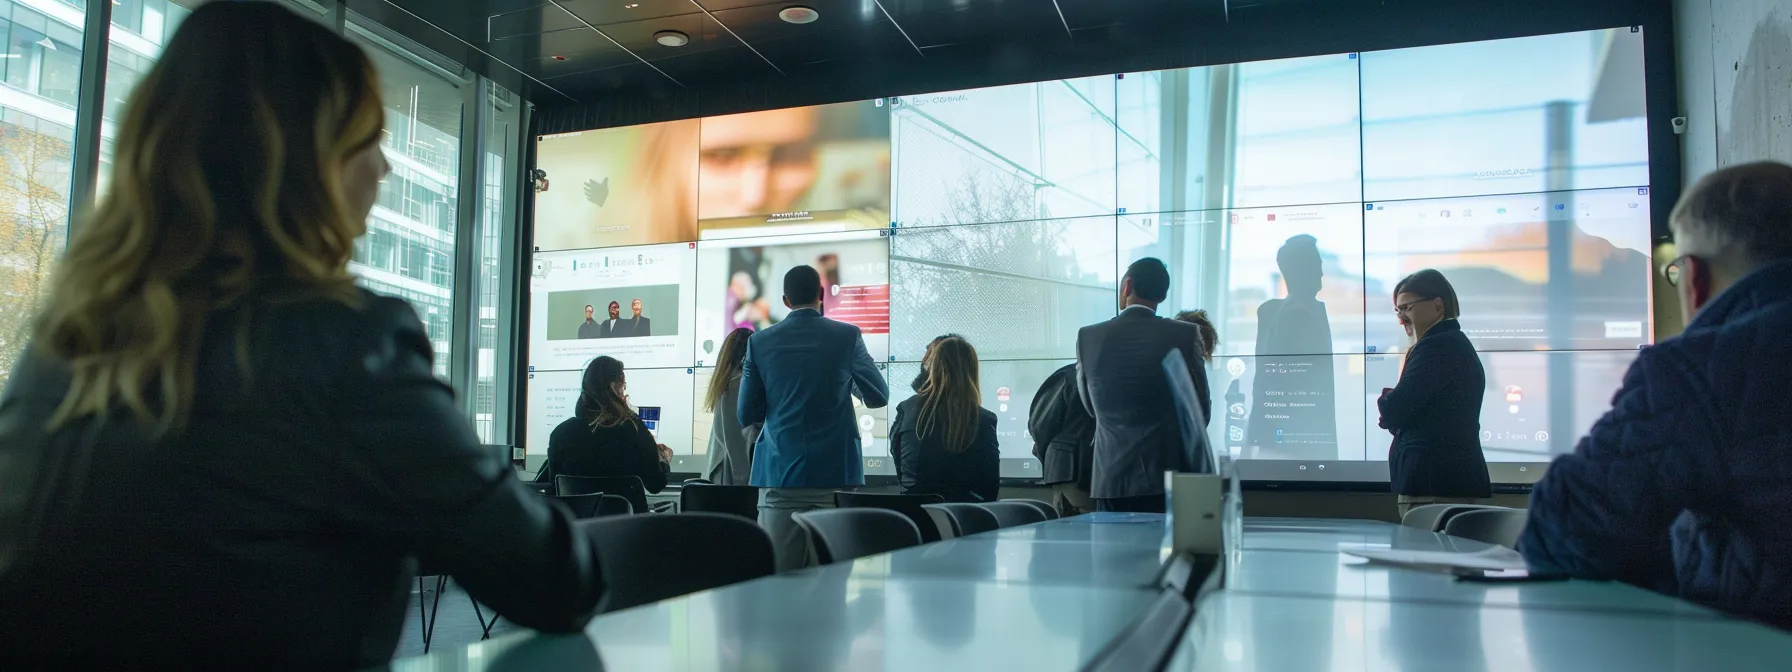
top-left (782, 296), bottom-right (793, 310)
top-left (1688, 256), bottom-right (1717, 313)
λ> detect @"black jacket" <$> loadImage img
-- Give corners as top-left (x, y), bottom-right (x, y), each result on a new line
top-left (0, 292), bottom-right (602, 668)
top-left (1378, 319), bottom-right (1492, 498)
top-left (890, 396), bottom-right (1000, 503)
top-left (1029, 363), bottom-right (1094, 490)
top-left (542, 414), bottom-right (670, 494)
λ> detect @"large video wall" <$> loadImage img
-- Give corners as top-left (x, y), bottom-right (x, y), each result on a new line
top-left (526, 27), bottom-right (1656, 481)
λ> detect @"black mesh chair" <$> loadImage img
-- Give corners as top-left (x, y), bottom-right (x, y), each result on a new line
top-left (680, 483), bottom-right (759, 520)
top-left (556, 475), bottom-right (664, 514)
top-left (1442, 508), bottom-right (1528, 549)
top-left (977, 501), bottom-right (1050, 528)
top-left (923, 503), bottom-right (1001, 538)
top-left (793, 508), bottom-right (923, 565)
top-left (833, 491), bottom-right (947, 543)
top-left (577, 513), bottom-right (775, 613)
top-left (1003, 499), bottom-right (1059, 521)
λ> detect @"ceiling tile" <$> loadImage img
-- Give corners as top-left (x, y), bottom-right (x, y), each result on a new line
top-left (544, 61), bottom-right (682, 93)
top-left (559, 0), bottom-right (705, 26)
top-left (488, 4), bottom-right (588, 39)
top-left (877, 0), bottom-right (1069, 48)
top-left (709, 0), bottom-right (918, 67)
top-left (594, 12), bottom-right (744, 61)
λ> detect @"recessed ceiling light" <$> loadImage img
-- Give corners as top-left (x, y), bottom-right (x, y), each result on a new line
top-left (779, 5), bottom-right (819, 24)
top-left (624, 3), bottom-right (639, 7)
top-left (654, 30), bottom-right (690, 47)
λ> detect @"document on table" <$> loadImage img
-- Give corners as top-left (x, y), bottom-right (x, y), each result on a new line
top-left (1343, 545), bottom-right (1529, 571)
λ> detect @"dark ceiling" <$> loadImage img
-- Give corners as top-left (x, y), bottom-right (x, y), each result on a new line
top-left (345, 0), bottom-right (1675, 134)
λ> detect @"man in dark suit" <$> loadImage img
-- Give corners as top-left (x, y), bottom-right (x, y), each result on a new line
top-left (740, 266), bottom-right (889, 570)
top-left (624, 298), bottom-right (652, 338)
top-left (598, 301), bottom-right (622, 338)
top-left (576, 305), bottom-right (603, 339)
top-left (1075, 257), bottom-right (1211, 513)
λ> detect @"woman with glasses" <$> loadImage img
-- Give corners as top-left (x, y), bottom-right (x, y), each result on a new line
top-left (1378, 269), bottom-right (1492, 518)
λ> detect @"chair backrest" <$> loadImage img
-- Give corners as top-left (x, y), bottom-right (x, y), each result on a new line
top-left (556, 475), bottom-right (650, 515)
top-left (792, 508), bottom-right (922, 565)
top-left (978, 501), bottom-right (1050, 528)
top-left (523, 481), bottom-right (555, 497)
top-left (1442, 508), bottom-right (1528, 549)
top-left (550, 493), bottom-right (606, 519)
top-left (1399, 503), bottom-right (1457, 531)
top-left (924, 503), bottom-right (1001, 538)
top-left (680, 483), bottom-right (759, 520)
top-left (597, 494), bottom-right (635, 517)
top-left (834, 491), bottom-right (946, 543)
top-left (1004, 499), bottom-right (1059, 521)
top-left (577, 513), bottom-right (774, 613)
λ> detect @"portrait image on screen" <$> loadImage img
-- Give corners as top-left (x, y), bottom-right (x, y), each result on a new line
top-left (1363, 188), bottom-right (1653, 353)
top-left (529, 243), bottom-right (698, 371)
top-left (697, 100), bottom-right (891, 237)
top-left (1360, 27), bottom-right (1649, 202)
top-left (694, 230), bottom-right (892, 364)
top-left (532, 121), bottom-right (699, 251)
top-left (1117, 53), bottom-right (1362, 215)
top-left (892, 75), bottom-right (1116, 228)
top-left (890, 216), bottom-right (1118, 362)
top-left (522, 367), bottom-right (695, 460)
top-left (1123, 204), bottom-right (1368, 359)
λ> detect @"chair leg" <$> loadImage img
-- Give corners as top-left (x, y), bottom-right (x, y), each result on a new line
top-left (469, 593), bottom-right (497, 640)
top-left (417, 576), bottom-right (433, 653)
top-left (422, 575), bottom-right (447, 652)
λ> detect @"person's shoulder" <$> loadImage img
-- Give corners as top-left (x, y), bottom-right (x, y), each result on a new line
top-left (249, 289), bottom-right (430, 379)
top-left (896, 396), bottom-right (922, 414)
top-left (978, 407), bottom-right (998, 425)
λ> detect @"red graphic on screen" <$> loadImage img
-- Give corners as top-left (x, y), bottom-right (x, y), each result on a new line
top-left (830, 284), bottom-right (890, 334)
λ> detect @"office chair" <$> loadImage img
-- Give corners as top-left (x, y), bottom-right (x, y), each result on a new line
top-left (1442, 508), bottom-right (1528, 549)
top-left (680, 483), bottom-right (760, 520)
top-left (923, 503), bottom-right (1001, 538)
top-left (833, 491), bottom-right (947, 542)
top-left (555, 474), bottom-right (672, 514)
top-left (577, 513), bottom-right (775, 613)
top-left (793, 508), bottom-right (923, 565)
top-left (1003, 498), bottom-right (1059, 521)
top-left (1402, 503), bottom-right (1509, 532)
top-left (977, 501), bottom-right (1050, 528)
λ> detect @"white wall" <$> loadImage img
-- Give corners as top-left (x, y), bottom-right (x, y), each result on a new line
top-left (1676, 0), bottom-right (1792, 183)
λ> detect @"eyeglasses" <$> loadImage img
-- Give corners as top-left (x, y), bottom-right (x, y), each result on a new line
top-left (1394, 298), bottom-right (1436, 316)
top-left (1662, 254), bottom-right (1690, 287)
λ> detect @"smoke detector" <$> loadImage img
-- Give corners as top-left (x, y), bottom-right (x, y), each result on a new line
top-left (654, 30), bottom-right (690, 47)
top-left (779, 5), bottom-right (819, 24)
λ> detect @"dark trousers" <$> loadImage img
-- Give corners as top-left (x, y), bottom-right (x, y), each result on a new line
top-left (1094, 494), bottom-right (1165, 513)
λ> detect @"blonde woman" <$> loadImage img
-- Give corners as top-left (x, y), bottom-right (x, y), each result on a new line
top-left (890, 336), bottom-right (999, 503)
top-left (703, 327), bottom-right (760, 485)
top-left (0, 4), bottom-right (598, 666)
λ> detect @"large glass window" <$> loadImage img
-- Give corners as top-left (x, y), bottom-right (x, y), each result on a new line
top-left (97, 0), bottom-right (192, 195)
top-left (473, 83), bottom-right (521, 443)
top-left (0, 0), bottom-right (85, 388)
top-left (349, 35), bottom-right (463, 379)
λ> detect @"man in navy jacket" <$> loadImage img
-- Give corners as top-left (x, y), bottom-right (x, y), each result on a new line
top-left (1521, 162), bottom-right (1792, 628)
top-left (741, 265), bottom-right (889, 571)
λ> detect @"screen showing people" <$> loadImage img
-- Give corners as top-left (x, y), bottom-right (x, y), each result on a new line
top-left (523, 26), bottom-right (1655, 480)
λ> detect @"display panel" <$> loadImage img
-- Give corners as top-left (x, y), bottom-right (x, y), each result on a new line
top-left (1123, 203), bottom-right (1369, 359)
top-left (1363, 187), bottom-right (1653, 353)
top-left (697, 101), bottom-right (892, 238)
top-left (532, 121), bottom-right (699, 251)
top-left (529, 243), bottom-right (698, 371)
top-left (693, 229), bottom-right (892, 364)
top-left (1362, 349), bottom-right (1638, 462)
top-left (892, 76), bottom-right (1117, 227)
top-left (882, 359), bottom-right (1068, 479)
top-left (523, 367), bottom-right (696, 461)
top-left (1360, 27), bottom-right (1649, 202)
top-left (1117, 53), bottom-right (1362, 215)
top-left (521, 26), bottom-right (1660, 481)
top-left (889, 216), bottom-right (1118, 362)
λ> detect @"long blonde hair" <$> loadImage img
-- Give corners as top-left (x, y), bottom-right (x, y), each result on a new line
top-left (916, 336), bottom-right (981, 453)
top-left (703, 327), bottom-right (753, 412)
top-left (32, 3), bottom-right (385, 435)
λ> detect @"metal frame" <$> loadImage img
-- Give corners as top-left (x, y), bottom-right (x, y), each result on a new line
top-left (67, 0), bottom-right (116, 234)
top-left (449, 78), bottom-right (488, 402)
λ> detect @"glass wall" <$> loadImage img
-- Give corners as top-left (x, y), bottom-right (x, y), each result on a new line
top-left (474, 83), bottom-right (522, 443)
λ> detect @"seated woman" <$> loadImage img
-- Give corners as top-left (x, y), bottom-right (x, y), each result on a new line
top-left (703, 327), bottom-right (760, 486)
top-left (543, 356), bottom-right (672, 495)
top-left (891, 336), bottom-right (1000, 503)
top-left (0, 4), bottom-right (600, 666)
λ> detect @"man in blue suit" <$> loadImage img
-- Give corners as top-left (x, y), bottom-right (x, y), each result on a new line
top-left (1521, 162), bottom-right (1792, 628)
top-left (740, 265), bottom-right (889, 571)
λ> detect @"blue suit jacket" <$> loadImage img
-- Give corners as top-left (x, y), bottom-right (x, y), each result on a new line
top-left (1520, 260), bottom-right (1792, 628)
top-left (739, 308), bottom-right (889, 489)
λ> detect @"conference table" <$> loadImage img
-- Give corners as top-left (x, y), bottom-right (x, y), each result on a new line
top-left (384, 514), bottom-right (1792, 671)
